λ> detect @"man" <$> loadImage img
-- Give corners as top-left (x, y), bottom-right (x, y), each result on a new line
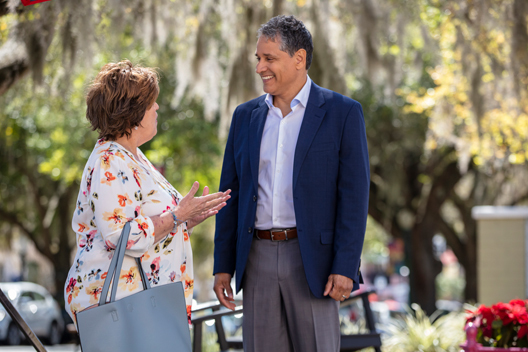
top-left (213, 15), bottom-right (370, 352)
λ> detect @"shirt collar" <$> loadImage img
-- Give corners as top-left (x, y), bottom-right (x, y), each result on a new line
top-left (265, 76), bottom-right (312, 110)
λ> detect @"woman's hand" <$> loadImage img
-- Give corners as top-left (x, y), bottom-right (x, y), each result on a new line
top-left (173, 181), bottom-right (230, 225)
top-left (186, 186), bottom-right (229, 230)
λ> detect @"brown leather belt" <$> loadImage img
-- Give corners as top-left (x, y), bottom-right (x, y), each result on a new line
top-left (255, 228), bottom-right (297, 241)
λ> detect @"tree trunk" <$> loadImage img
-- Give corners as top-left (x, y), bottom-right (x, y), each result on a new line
top-left (272, 0), bottom-right (283, 17)
top-left (409, 216), bottom-right (442, 315)
top-left (461, 203), bottom-right (478, 302)
top-left (462, 238), bottom-right (478, 302)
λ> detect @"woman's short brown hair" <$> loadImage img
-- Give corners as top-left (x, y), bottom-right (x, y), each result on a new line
top-left (86, 60), bottom-right (159, 141)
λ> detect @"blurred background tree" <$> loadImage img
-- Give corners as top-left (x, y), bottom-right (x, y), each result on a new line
top-left (1, 0), bottom-right (528, 314)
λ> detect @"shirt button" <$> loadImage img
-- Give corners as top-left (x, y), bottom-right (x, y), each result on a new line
top-left (253, 195), bottom-right (257, 202)
top-left (248, 227), bottom-right (253, 233)
top-left (280, 144), bottom-right (283, 148)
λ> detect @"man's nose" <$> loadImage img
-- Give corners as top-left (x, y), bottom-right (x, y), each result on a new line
top-left (256, 61), bottom-right (265, 74)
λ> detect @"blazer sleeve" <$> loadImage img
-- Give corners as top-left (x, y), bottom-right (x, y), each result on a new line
top-left (331, 102), bottom-right (370, 283)
top-left (89, 154), bottom-right (156, 258)
top-left (213, 107), bottom-right (240, 276)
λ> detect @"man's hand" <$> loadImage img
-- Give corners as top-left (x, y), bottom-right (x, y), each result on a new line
top-left (323, 274), bottom-right (353, 302)
top-left (213, 273), bottom-right (236, 310)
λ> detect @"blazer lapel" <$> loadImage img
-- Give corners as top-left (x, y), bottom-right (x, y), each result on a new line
top-left (249, 99), bottom-right (269, 191)
top-left (293, 83), bottom-right (327, 191)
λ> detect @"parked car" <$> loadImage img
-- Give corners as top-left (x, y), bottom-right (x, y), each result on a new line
top-left (0, 282), bottom-right (64, 345)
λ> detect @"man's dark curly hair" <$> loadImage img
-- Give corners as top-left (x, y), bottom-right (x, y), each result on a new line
top-left (257, 15), bottom-right (314, 70)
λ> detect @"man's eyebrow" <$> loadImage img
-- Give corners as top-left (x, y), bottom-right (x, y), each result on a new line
top-left (255, 53), bottom-right (276, 58)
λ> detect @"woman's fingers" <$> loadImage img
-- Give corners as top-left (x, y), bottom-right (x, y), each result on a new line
top-left (200, 190), bottom-right (231, 204)
top-left (181, 187), bottom-right (230, 219)
top-left (203, 194), bottom-right (230, 211)
top-left (200, 192), bottom-right (225, 202)
top-left (205, 202), bottom-right (227, 216)
top-left (185, 181), bottom-right (200, 199)
top-left (212, 201), bottom-right (227, 211)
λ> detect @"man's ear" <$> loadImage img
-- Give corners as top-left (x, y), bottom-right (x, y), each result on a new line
top-left (295, 49), bottom-right (307, 70)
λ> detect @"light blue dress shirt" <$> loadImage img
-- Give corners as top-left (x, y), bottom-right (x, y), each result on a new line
top-left (255, 76), bottom-right (312, 230)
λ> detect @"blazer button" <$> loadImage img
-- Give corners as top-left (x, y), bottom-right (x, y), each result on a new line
top-left (248, 227), bottom-right (252, 233)
top-left (253, 195), bottom-right (257, 202)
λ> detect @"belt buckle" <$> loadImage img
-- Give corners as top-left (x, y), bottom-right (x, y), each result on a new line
top-left (269, 230), bottom-right (289, 241)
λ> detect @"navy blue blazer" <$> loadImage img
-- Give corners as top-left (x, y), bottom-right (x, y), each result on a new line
top-left (214, 82), bottom-right (370, 298)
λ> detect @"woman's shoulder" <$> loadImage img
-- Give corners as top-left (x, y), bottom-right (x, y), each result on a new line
top-left (89, 139), bottom-right (132, 169)
top-left (79, 141), bottom-right (129, 186)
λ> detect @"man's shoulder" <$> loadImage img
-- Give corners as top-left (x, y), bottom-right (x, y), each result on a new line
top-left (236, 95), bottom-right (266, 113)
top-left (315, 84), bottom-right (361, 110)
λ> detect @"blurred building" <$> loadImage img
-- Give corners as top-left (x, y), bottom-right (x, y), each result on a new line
top-left (472, 206), bottom-right (528, 305)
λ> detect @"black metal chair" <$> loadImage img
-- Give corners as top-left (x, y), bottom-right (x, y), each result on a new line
top-left (339, 290), bottom-right (382, 352)
top-left (191, 290), bottom-right (382, 352)
top-left (191, 301), bottom-right (243, 352)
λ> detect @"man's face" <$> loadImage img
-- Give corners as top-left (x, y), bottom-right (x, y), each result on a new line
top-left (255, 36), bottom-right (300, 97)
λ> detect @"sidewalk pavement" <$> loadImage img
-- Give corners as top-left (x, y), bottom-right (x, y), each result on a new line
top-left (0, 345), bottom-right (78, 351)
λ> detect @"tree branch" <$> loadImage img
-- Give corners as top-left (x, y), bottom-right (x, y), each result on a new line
top-left (509, 191), bottom-right (528, 206)
top-left (0, 0), bottom-right (9, 17)
top-left (0, 207), bottom-right (33, 237)
top-left (0, 38), bottom-right (30, 96)
top-left (437, 216), bottom-right (465, 263)
top-left (369, 178), bottom-right (405, 239)
top-left (0, 206), bottom-right (51, 259)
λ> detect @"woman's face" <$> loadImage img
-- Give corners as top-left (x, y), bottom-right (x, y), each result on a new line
top-left (137, 101), bottom-right (159, 144)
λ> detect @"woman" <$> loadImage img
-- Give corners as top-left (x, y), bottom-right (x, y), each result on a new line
top-left (64, 60), bottom-right (230, 325)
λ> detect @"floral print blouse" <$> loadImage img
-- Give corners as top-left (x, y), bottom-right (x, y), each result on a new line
top-left (64, 139), bottom-right (193, 325)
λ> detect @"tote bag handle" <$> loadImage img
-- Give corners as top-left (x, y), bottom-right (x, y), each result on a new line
top-left (99, 222), bottom-right (151, 306)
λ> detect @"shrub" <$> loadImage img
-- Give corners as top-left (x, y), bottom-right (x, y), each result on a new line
top-left (382, 304), bottom-right (466, 352)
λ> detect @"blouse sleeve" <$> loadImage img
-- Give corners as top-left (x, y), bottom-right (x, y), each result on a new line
top-left (89, 151), bottom-right (156, 258)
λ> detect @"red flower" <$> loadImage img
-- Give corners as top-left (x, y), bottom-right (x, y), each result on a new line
top-left (510, 299), bottom-right (526, 307)
top-left (468, 301), bottom-right (528, 347)
top-left (492, 302), bottom-right (514, 325)
top-left (509, 304), bottom-right (528, 325)
top-left (477, 305), bottom-right (494, 327)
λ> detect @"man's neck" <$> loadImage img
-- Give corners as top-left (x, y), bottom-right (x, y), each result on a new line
top-left (272, 75), bottom-right (308, 117)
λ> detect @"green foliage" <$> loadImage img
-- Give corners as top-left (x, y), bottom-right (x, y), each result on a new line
top-left (363, 217), bottom-right (391, 262)
top-left (382, 304), bottom-right (466, 352)
top-left (436, 270), bottom-right (465, 302)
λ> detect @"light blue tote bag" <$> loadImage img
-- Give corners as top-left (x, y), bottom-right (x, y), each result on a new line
top-left (76, 222), bottom-right (192, 352)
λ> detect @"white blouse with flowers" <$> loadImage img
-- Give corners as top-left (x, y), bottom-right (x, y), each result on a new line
top-left (64, 139), bottom-right (193, 325)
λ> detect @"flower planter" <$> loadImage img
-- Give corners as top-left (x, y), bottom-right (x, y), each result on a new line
top-left (461, 323), bottom-right (528, 352)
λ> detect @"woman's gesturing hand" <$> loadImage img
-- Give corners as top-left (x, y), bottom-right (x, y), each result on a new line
top-left (174, 181), bottom-right (231, 224)
top-left (186, 185), bottom-right (230, 230)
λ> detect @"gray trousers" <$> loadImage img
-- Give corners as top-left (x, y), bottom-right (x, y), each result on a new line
top-left (242, 237), bottom-right (340, 352)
